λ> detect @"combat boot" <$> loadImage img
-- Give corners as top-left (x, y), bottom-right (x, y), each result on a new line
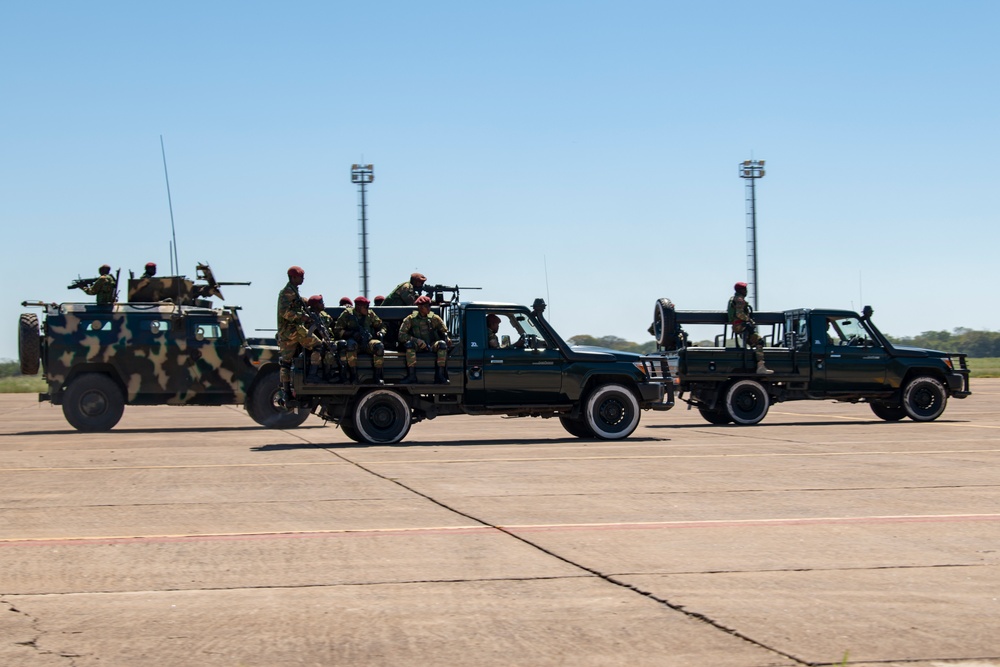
top-left (756, 361), bottom-right (774, 375)
top-left (434, 365), bottom-right (450, 385)
top-left (279, 381), bottom-right (298, 409)
top-left (399, 367), bottom-right (418, 384)
top-left (373, 367), bottom-right (385, 386)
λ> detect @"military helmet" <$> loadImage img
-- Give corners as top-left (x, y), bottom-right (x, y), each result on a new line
top-left (307, 294), bottom-right (324, 308)
top-left (410, 272), bottom-right (427, 284)
top-left (99, 264), bottom-right (111, 274)
top-left (415, 295), bottom-right (432, 306)
top-left (354, 296), bottom-right (370, 306)
top-left (287, 266), bottom-right (305, 279)
top-left (339, 296), bottom-right (353, 306)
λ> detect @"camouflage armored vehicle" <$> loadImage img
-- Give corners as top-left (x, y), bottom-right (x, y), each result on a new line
top-left (18, 263), bottom-right (306, 432)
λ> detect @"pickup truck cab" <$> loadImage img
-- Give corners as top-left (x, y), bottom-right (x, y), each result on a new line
top-left (284, 300), bottom-right (674, 443)
top-left (650, 299), bottom-right (970, 425)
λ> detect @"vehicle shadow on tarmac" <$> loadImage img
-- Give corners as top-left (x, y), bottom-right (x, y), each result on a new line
top-left (646, 419), bottom-right (966, 429)
top-left (6, 424), bottom-right (329, 437)
top-left (251, 436), bottom-right (669, 451)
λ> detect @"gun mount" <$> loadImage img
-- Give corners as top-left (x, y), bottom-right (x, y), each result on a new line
top-left (127, 262), bottom-right (250, 306)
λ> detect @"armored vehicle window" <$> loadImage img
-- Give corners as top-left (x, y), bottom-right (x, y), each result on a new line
top-left (193, 323), bottom-right (223, 341)
top-left (148, 320), bottom-right (172, 334)
top-left (88, 320), bottom-right (112, 332)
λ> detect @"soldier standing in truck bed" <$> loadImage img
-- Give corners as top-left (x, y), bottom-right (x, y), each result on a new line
top-left (397, 295), bottom-right (450, 384)
top-left (382, 272), bottom-right (426, 307)
top-left (335, 296), bottom-right (387, 385)
top-left (277, 266), bottom-right (323, 403)
top-left (728, 281), bottom-right (773, 375)
top-left (82, 264), bottom-right (117, 304)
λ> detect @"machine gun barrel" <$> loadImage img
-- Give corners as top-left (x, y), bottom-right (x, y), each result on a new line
top-left (67, 276), bottom-right (97, 290)
top-left (421, 284), bottom-right (483, 303)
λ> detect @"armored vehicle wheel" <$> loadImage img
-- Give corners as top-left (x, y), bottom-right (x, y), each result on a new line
top-left (584, 383), bottom-right (640, 440)
top-left (724, 379), bottom-right (769, 425)
top-left (354, 389), bottom-right (412, 444)
top-left (339, 418), bottom-right (364, 443)
top-left (902, 376), bottom-right (947, 422)
top-left (870, 401), bottom-right (906, 422)
top-left (559, 416), bottom-right (595, 438)
top-left (19, 313), bottom-right (41, 376)
top-left (246, 367), bottom-right (310, 429)
top-left (62, 373), bottom-right (125, 432)
top-left (698, 406), bottom-right (732, 425)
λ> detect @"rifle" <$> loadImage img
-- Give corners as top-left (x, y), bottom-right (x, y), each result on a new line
top-left (307, 310), bottom-right (334, 344)
top-left (68, 276), bottom-right (98, 291)
top-left (194, 262), bottom-right (251, 300)
top-left (421, 283), bottom-right (482, 304)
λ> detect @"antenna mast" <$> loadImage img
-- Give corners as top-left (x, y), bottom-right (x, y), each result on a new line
top-left (161, 135), bottom-right (180, 275)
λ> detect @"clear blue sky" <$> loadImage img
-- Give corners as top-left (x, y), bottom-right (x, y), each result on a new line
top-left (3, 1), bottom-right (998, 359)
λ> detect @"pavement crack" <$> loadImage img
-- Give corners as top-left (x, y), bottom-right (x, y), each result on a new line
top-left (1, 597), bottom-right (78, 665)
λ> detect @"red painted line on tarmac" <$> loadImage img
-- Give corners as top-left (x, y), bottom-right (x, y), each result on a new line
top-left (2, 513), bottom-right (998, 548)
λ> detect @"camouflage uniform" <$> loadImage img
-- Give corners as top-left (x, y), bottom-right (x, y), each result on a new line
top-left (382, 281), bottom-right (420, 307)
top-left (728, 292), bottom-right (766, 364)
top-left (308, 309), bottom-right (338, 371)
top-left (83, 274), bottom-right (117, 304)
top-left (277, 281), bottom-right (321, 383)
top-left (398, 310), bottom-right (449, 367)
top-left (335, 309), bottom-right (386, 369)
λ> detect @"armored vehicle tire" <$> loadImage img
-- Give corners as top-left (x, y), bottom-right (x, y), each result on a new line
top-left (19, 313), bottom-right (41, 376)
top-left (902, 376), bottom-right (947, 422)
top-left (584, 383), bottom-right (640, 440)
top-left (246, 368), bottom-right (310, 429)
top-left (724, 379), bottom-right (770, 425)
top-left (62, 373), bottom-right (125, 432)
top-left (354, 389), bottom-right (412, 444)
top-left (559, 416), bottom-right (595, 438)
top-left (698, 407), bottom-right (733, 425)
top-left (653, 298), bottom-right (678, 348)
top-left (870, 401), bottom-right (906, 422)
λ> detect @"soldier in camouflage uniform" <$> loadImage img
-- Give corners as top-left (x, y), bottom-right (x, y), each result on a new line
top-left (306, 295), bottom-right (339, 381)
top-left (382, 272), bottom-right (426, 307)
top-left (728, 281), bottom-right (773, 374)
top-left (82, 264), bottom-right (117, 304)
top-left (397, 295), bottom-right (450, 384)
top-left (277, 266), bottom-right (323, 403)
top-left (335, 296), bottom-right (387, 385)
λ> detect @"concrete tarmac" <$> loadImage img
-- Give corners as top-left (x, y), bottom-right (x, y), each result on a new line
top-left (1, 381), bottom-right (999, 666)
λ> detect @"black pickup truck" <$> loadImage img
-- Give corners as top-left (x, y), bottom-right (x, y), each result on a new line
top-left (276, 299), bottom-right (674, 443)
top-left (649, 299), bottom-right (970, 425)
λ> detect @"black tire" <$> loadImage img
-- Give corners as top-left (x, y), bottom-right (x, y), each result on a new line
top-left (246, 367), bottom-right (310, 429)
top-left (340, 418), bottom-right (364, 443)
top-left (870, 401), bottom-right (906, 422)
top-left (62, 373), bottom-right (125, 432)
top-left (724, 379), bottom-right (770, 425)
top-left (902, 376), bottom-right (947, 422)
top-left (19, 313), bottom-right (41, 376)
top-left (698, 407), bottom-right (732, 425)
top-left (354, 389), bottom-right (412, 444)
top-left (653, 298), bottom-right (679, 349)
top-left (584, 383), bottom-right (640, 440)
top-left (559, 416), bottom-right (595, 438)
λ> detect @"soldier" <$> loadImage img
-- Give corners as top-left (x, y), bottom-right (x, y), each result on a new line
top-left (373, 295), bottom-right (386, 306)
top-left (728, 282), bottom-right (773, 374)
top-left (277, 266), bottom-right (324, 404)
top-left (141, 262), bottom-right (157, 279)
top-left (339, 296), bottom-right (353, 309)
top-left (397, 295), bottom-right (450, 384)
top-left (487, 313), bottom-right (502, 349)
top-left (82, 264), bottom-right (117, 304)
top-left (306, 295), bottom-right (339, 381)
top-left (382, 272), bottom-right (427, 307)
top-left (532, 298), bottom-right (547, 319)
top-left (335, 296), bottom-right (387, 385)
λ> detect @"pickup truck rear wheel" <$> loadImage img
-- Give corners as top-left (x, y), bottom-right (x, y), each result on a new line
top-left (339, 418), bottom-right (364, 443)
top-left (559, 416), bottom-right (595, 438)
top-left (870, 401), bottom-right (906, 421)
top-left (724, 379), bottom-right (770, 425)
top-left (354, 389), bottom-right (412, 444)
top-left (19, 313), bottom-right (41, 376)
top-left (902, 376), bottom-right (947, 422)
top-left (62, 373), bottom-right (125, 432)
top-left (698, 407), bottom-right (732, 425)
top-left (584, 384), bottom-right (640, 440)
top-left (246, 367), bottom-right (310, 429)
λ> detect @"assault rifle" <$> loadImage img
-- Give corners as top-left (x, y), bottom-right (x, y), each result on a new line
top-left (307, 310), bottom-right (334, 344)
top-left (421, 283), bottom-right (482, 305)
top-left (67, 276), bottom-right (98, 291)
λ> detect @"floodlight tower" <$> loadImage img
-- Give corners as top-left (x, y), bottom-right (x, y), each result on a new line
top-left (351, 164), bottom-right (374, 297)
top-left (739, 159), bottom-right (765, 310)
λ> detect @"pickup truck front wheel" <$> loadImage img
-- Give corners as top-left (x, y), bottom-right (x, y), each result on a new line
top-left (902, 376), bottom-right (947, 422)
top-left (724, 379), bottom-right (770, 425)
top-left (585, 384), bottom-right (640, 439)
top-left (246, 367), bottom-right (310, 429)
top-left (354, 389), bottom-right (412, 444)
top-left (62, 373), bottom-right (125, 432)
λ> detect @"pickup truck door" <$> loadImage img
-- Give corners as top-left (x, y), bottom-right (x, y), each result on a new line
top-left (482, 311), bottom-right (564, 404)
top-left (812, 315), bottom-right (889, 392)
